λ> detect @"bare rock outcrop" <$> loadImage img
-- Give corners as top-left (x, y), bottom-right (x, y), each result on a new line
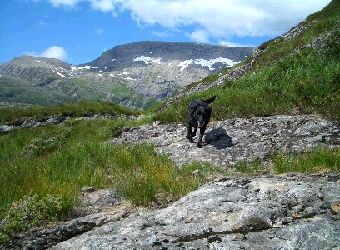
top-left (55, 176), bottom-right (340, 249)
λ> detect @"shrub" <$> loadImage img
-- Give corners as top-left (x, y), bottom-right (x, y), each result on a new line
top-left (0, 193), bottom-right (63, 244)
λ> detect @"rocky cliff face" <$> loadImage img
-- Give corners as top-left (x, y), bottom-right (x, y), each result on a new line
top-left (0, 42), bottom-right (253, 108)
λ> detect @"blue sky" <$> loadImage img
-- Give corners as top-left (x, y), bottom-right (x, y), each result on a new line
top-left (0, 0), bottom-right (331, 65)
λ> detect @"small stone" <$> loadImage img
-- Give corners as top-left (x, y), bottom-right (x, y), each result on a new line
top-left (291, 212), bottom-right (301, 219)
top-left (281, 217), bottom-right (293, 225)
top-left (330, 202), bottom-right (340, 214)
top-left (231, 234), bottom-right (239, 241)
top-left (207, 236), bottom-right (222, 243)
top-left (0, 125), bottom-right (14, 134)
top-left (81, 186), bottom-right (95, 193)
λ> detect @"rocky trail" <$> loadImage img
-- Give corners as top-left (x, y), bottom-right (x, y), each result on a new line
top-left (4, 114), bottom-right (340, 249)
top-left (112, 114), bottom-right (339, 168)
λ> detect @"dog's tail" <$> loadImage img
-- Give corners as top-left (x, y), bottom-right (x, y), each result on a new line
top-left (204, 95), bottom-right (217, 104)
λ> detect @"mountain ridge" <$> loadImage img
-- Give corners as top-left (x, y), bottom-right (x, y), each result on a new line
top-left (84, 41), bottom-right (253, 71)
top-left (0, 42), bottom-right (253, 108)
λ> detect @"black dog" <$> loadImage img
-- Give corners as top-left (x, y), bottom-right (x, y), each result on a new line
top-left (186, 96), bottom-right (216, 148)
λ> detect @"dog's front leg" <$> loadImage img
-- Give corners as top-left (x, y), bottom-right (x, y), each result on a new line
top-left (186, 124), bottom-right (194, 142)
top-left (197, 126), bottom-right (206, 148)
top-left (192, 127), bottom-right (197, 137)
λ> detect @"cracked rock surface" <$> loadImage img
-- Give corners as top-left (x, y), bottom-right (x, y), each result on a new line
top-left (112, 114), bottom-right (339, 167)
top-left (55, 176), bottom-right (340, 249)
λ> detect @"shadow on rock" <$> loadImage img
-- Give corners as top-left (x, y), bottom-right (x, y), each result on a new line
top-left (204, 127), bottom-right (233, 149)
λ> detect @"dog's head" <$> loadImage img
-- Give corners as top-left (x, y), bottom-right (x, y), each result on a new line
top-left (194, 105), bottom-right (212, 128)
top-left (189, 96), bottom-right (216, 128)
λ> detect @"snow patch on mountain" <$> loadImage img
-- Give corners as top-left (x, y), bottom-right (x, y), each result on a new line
top-left (71, 66), bottom-right (91, 71)
top-left (177, 57), bottom-right (239, 71)
top-left (57, 72), bottom-right (65, 77)
top-left (133, 56), bottom-right (161, 65)
top-left (177, 59), bottom-right (193, 71)
top-left (194, 57), bottom-right (239, 70)
top-left (124, 77), bottom-right (137, 81)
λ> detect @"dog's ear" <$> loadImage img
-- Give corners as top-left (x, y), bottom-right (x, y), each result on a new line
top-left (204, 96), bottom-right (217, 104)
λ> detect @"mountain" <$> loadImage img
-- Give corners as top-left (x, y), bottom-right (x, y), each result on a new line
top-left (85, 41), bottom-right (252, 71)
top-left (0, 42), bottom-right (253, 108)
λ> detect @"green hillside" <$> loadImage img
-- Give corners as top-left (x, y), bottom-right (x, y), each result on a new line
top-left (156, 0), bottom-right (340, 122)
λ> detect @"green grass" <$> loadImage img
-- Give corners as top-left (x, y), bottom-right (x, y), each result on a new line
top-left (0, 101), bottom-right (139, 124)
top-left (0, 117), bottom-right (219, 242)
top-left (235, 159), bottom-right (265, 175)
top-left (232, 148), bottom-right (340, 176)
top-left (155, 47), bottom-right (340, 123)
top-left (272, 148), bottom-right (340, 174)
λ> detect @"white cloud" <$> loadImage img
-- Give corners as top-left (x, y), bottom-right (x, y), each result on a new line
top-left (33, 46), bottom-right (68, 61)
top-left (90, 0), bottom-right (114, 12)
top-left (48, 0), bottom-right (80, 7)
top-left (121, 0), bottom-right (331, 38)
top-left (45, 0), bottom-right (331, 39)
top-left (189, 30), bottom-right (209, 43)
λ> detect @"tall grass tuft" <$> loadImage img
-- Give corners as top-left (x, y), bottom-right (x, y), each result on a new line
top-left (272, 148), bottom-right (340, 174)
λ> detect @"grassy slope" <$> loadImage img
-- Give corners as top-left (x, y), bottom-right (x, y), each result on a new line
top-left (156, 0), bottom-right (340, 122)
top-left (0, 77), bottom-right (71, 106)
top-left (0, 117), bottom-right (218, 242)
top-left (0, 101), bottom-right (140, 124)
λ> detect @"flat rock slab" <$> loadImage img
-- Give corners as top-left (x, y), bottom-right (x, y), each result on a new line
top-left (112, 115), bottom-right (339, 167)
top-left (55, 176), bottom-right (340, 249)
